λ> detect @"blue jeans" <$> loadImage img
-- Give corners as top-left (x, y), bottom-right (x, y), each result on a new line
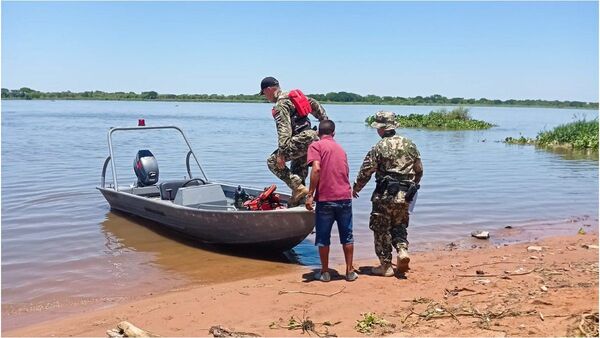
top-left (314, 200), bottom-right (353, 247)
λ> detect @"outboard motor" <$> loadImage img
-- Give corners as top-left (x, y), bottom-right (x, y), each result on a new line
top-left (134, 150), bottom-right (159, 187)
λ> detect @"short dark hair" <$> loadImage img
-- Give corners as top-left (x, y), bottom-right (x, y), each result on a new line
top-left (318, 120), bottom-right (335, 136)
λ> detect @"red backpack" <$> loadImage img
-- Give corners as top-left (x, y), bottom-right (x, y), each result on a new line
top-left (288, 89), bottom-right (312, 117)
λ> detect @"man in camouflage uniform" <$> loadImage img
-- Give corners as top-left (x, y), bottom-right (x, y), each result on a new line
top-left (352, 111), bottom-right (423, 276)
top-left (259, 76), bottom-right (328, 206)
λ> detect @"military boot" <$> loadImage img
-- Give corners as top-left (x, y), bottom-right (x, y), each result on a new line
top-left (372, 263), bottom-right (394, 277)
top-left (289, 184), bottom-right (309, 207)
top-left (396, 244), bottom-right (410, 273)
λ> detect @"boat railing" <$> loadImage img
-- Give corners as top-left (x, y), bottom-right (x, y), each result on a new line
top-left (101, 125), bottom-right (209, 190)
top-left (101, 156), bottom-right (111, 188)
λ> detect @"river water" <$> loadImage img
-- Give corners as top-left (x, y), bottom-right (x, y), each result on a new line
top-left (2, 100), bottom-right (598, 328)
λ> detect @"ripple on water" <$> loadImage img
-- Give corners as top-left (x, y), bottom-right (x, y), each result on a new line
top-left (1, 101), bottom-right (598, 322)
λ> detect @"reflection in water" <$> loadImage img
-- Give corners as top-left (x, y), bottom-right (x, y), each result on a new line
top-left (100, 211), bottom-right (302, 285)
top-left (536, 146), bottom-right (599, 161)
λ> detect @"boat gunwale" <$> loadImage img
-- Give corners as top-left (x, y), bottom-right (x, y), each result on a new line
top-left (97, 186), bottom-right (313, 215)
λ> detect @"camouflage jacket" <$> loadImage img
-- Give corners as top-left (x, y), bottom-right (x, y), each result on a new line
top-left (354, 134), bottom-right (421, 193)
top-left (272, 91), bottom-right (328, 153)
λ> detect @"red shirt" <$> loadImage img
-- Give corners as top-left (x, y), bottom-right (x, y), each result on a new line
top-left (307, 135), bottom-right (352, 202)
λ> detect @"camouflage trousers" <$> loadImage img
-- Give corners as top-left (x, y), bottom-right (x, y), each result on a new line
top-left (267, 129), bottom-right (319, 190)
top-left (369, 198), bottom-right (410, 265)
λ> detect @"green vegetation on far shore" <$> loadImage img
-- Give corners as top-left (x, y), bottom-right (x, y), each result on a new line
top-left (365, 107), bottom-right (495, 130)
top-left (2, 87), bottom-right (598, 109)
top-left (505, 119), bottom-right (599, 150)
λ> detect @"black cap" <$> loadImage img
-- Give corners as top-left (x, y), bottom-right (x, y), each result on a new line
top-left (259, 76), bottom-right (279, 95)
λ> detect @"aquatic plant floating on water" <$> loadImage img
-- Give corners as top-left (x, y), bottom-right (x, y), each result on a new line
top-left (504, 118), bottom-right (599, 150)
top-left (365, 107), bottom-right (495, 130)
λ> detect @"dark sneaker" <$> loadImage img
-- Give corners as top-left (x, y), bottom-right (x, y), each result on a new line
top-left (314, 271), bottom-right (331, 282)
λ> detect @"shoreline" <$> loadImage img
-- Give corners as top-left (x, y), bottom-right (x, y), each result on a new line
top-left (4, 227), bottom-right (598, 337)
top-left (3, 98), bottom-right (598, 110)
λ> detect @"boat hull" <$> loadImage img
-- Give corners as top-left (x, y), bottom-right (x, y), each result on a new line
top-left (98, 187), bottom-right (314, 251)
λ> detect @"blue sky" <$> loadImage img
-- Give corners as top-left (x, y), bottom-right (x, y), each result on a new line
top-left (2, 1), bottom-right (598, 101)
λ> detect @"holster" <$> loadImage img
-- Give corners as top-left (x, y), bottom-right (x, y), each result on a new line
top-left (405, 183), bottom-right (420, 203)
top-left (292, 116), bottom-right (311, 135)
top-left (375, 175), bottom-right (410, 198)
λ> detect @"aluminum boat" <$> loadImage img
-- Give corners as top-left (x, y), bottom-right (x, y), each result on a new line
top-left (97, 125), bottom-right (314, 251)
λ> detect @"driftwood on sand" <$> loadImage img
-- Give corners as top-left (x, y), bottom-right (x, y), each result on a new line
top-left (209, 325), bottom-right (261, 337)
top-left (106, 321), bottom-right (160, 338)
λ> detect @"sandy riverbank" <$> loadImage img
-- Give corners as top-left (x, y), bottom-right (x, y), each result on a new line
top-left (5, 231), bottom-right (598, 337)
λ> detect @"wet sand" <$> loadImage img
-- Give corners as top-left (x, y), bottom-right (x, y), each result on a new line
top-left (5, 229), bottom-right (598, 337)
top-left (1, 211), bottom-right (307, 332)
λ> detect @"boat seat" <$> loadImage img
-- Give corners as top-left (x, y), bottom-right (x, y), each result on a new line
top-left (130, 185), bottom-right (161, 197)
top-left (173, 184), bottom-right (228, 207)
top-left (159, 179), bottom-right (202, 201)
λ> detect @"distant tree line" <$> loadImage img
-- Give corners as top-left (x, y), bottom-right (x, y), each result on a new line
top-left (2, 87), bottom-right (597, 109)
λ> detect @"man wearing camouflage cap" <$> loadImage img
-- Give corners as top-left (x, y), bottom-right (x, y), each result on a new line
top-left (352, 111), bottom-right (423, 276)
top-left (259, 76), bottom-right (329, 206)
